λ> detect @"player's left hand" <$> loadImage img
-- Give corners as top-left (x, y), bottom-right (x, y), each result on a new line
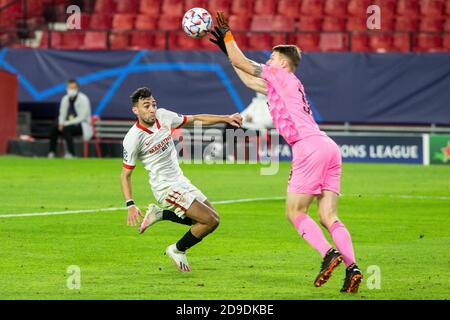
top-left (127, 205), bottom-right (143, 226)
top-left (227, 113), bottom-right (243, 128)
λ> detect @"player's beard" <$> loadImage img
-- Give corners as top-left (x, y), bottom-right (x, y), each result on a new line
top-left (139, 113), bottom-right (155, 127)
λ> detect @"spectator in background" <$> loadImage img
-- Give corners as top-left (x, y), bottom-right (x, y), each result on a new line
top-left (240, 92), bottom-right (273, 130)
top-left (48, 79), bottom-right (93, 158)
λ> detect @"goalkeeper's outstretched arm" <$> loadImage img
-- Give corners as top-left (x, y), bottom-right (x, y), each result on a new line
top-left (233, 66), bottom-right (267, 95)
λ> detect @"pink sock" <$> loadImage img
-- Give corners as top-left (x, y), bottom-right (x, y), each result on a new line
top-left (294, 214), bottom-right (332, 258)
top-left (328, 221), bottom-right (356, 267)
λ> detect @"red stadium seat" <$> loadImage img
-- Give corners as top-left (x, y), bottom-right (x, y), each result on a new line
top-left (446, 0), bottom-right (450, 15)
top-left (27, 0), bottom-right (44, 18)
top-left (346, 17), bottom-right (368, 32)
top-left (301, 0), bottom-right (323, 17)
top-left (395, 17), bottom-right (419, 32)
top-left (112, 14), bottom-right (135, 30)
top-left (157, 15), bottom-right (182, 30)
top-left (162, 0), bottom-right (184, 16)
top-left (130, 32), bottom-right (156, 49)
top-left (415, 33), bottom-right (442, 51)
top-left (443, 34), bottom-right (450, 50)
top-left (251, 15), bottom-right (273, 32)
top-left (248, 33), bottom-right (273, 50)
top-left (135, 14), bottom-right (157, 29)
top-left (396, 0), bottom-right (419, 16)
top-left (272, 15), bottom-right (295, 32)
top-left (231, 32), bottom-right (250, 50)
top-left (348, 0), bottom-right (370, 17)
top-left (61, 32), bottom-right (85, 49)
top-left (272, 33), bottom-right (289, 46)
top-left (231, 0), bottom-right (254, 17)
top-left (297, 17), bottom-right (322, 31)
top-left (322, 17), bottom-right (346, 32)
top-left (380, 18), bottom-right (394, 31)
top-left (184, 0), bottom-right (208, 11)
top-left (154, 31), bottom-right (177, 49)
top-left (324, 0), bottom-right (347, 18)
top-left (254, 0), bottom-right (277, 15)
top-left (419, 18), bottom-right (443, 32)
top-left (319, 33), bottom-right (348, 51)
top-left (228, 15), bottom-right (251, 31)
top-left (350, 33), bottom-right (371, 52)
top-left (291, 33), bottom-right (320, 51)
top-left (89, 14), bottom-right (112, 29)
top-left (419, 0), bottom-right (444, 17)
top-left (444, 18), bottom-right (450, 31)
top-left (393, 33), bottom-right (412, 52)
top-left (277, 0), bottom-right (301, 19)
top-left (139, 0), bottom-right (161, 16)
top-left (39, 31), bottom-right (62, 48)
top-left (206, 0), bottom-right (231, 16)
top-left (79, 13), bottom-right (91, 29)
top-left (109, 32), bottom-right (130, 49)
top-left (369, 33), bottom-right (393, 52)
top-left (175, 32), bottom-right (204, 50)
top-left (83, 31), bottom-right (107, 49)
top-left (94, 0), bottom-right (116, 13)
top-left (116, 0), bottom-right (139, 13)
top-left (371, 0), bottom-right (395, 17)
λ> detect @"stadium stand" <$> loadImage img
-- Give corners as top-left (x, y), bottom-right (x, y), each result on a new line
top-left (0, 0), bottom-right (449, 52)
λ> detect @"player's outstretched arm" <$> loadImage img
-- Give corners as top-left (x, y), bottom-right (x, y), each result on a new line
top-left (121, 167), bottom-right (142, 226)
top-left (216, 12), bottom-right (265, 79)
top-left (233, 66), bottom-right (267, 95)
top-left (184, 113), bottom-right (243, 127)
top-left (209, 25), bottom-right (267, 95)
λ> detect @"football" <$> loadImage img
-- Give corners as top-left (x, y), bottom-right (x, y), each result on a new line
top-left (182, 7), bottom-right (213, 38)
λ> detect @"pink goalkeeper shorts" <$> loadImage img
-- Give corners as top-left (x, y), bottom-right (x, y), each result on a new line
top-left (287, 135), bottom-right (342, 195)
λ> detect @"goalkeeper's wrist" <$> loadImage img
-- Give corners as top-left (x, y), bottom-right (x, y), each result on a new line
top-left (224, 31), bottom-right (234, 43)
top-left (126, 199), bottom-right (135, 208)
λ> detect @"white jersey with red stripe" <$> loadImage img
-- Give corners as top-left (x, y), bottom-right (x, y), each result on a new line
top-left (122, 108), bottom-right (187, 193)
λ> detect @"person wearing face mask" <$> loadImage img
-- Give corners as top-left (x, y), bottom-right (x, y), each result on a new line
top-left (48, 79), bottom-right (93, 158)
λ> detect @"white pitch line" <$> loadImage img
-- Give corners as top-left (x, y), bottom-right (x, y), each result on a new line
top-left (346, 194), bottom-right (450, 201)
top-left (0, 194), bottom-right (448, 219)
top-left (212, 196), bottom-right (285, 205)
top-left (0, 197), bottom-right (286, 219)
top-left (0, 207), bottom-right (123, 218)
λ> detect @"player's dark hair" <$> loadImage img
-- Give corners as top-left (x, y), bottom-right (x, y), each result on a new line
top-left (67, 79), bottom-right (78, 86)
top-left (130, 87), bottom-right (152, 105)
top-left (272, 45), bottom-right (302, 70)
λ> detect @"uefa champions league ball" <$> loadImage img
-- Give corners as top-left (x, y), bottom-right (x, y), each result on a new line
top-left (182, 8), bottom-right (213, 38)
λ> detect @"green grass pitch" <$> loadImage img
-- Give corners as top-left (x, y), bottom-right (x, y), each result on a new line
top-left (0, 156), bottom-right (449, 300)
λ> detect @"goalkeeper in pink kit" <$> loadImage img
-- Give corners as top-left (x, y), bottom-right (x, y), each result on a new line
top-left (209, 13), bottom-right (363, 293)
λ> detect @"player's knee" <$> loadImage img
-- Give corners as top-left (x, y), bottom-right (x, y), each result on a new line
top-left (206, 212), bottom-right (220, 230)
top-left (285, 206), bottom-right (307, 222)
top-left (319, 211), bottom-right (337, 229)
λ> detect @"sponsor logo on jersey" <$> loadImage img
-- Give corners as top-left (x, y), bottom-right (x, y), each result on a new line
top-left (149, 136), bottom-right (173, 155)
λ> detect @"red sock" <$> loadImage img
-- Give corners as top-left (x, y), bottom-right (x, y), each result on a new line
top-left (294, 214), bottom-right (332, 258)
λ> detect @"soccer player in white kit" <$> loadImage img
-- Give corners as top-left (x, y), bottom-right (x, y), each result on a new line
top-left (121, 87), bottom-right (242, 272)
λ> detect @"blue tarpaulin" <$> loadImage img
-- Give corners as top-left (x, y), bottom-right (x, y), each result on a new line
top-left (1, 48), bottom-right (449, 124)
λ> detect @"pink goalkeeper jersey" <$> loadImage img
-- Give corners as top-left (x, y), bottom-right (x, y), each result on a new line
top-left (261, 64), bottom-right (326, 145)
